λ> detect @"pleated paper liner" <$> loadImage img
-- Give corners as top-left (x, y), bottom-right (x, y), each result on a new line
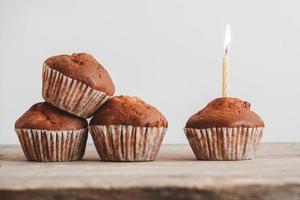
top-left (89, 125), bottom-right (167, 162)
top-left (184, 127), bottom-right (263, 160)
top-left (15, 128), bottom-right (88, 162)
top-left (42, 63), bottom-right (110, 118)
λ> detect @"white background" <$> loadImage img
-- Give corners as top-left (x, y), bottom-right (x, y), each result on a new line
top-left (1, 0), bottom-right (300, 144)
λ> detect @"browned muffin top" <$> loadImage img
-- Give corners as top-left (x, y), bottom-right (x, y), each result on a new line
top-left (186, 97), bottom-right (264, 129)
top-left (15, 102), bottom-right (87, 130)
top-left (44, 53), bottom-right (115, 96)
top-left (90, 96), bottom-right (168, 127)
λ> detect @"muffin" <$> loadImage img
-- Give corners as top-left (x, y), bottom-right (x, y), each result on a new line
top-left (89, 96), bottom-right (168, 161)
top-left (15, 102), bottom-right (88, 162)
top-left (42, 53), bottom-right (115, 118)
top-left (184, 97), bottom-right (264, 160)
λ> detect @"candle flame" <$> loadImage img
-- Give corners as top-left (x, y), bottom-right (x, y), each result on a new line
top-left (224, 24), bottom-right (231, 54)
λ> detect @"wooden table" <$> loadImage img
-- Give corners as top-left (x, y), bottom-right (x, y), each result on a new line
top-left (0, 144), bottom-right (300, 200)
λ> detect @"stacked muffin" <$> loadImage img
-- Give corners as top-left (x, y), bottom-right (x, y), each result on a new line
top-left (15, 102), bottom-right (88, 162)
top-left (42, 53), bottom-right (114, 118)
top-left (89, 96), bottom-right (167, 161)
top-left (15, 53), bottom-right (167, 162)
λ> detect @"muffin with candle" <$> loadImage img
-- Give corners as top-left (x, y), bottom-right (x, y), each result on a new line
top-left (15, 102), bottom-right (88, 162)
top-left (42, 53), bottom-right (115, 118)
top-left (184, 97), bottom-right (264, 160)
top-left (89, 95), bottom-right (168, 162)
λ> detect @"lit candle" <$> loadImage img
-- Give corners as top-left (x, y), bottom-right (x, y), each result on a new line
top-left (222, 24), bottom-right (231, 97)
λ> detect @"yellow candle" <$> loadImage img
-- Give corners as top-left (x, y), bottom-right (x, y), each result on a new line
top-left (222, 54), bottom-right (229, 97)
top-left (222, 25), bottom-right (231, 97)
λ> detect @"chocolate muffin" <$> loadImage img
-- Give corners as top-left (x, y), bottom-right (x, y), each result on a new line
top-left (42, 53), bottom-right (115, 118)
top-left (184, 97), bottom-right (264, 160)
top-left (15, 102), bottom-right (88, 162)
top-left (89, 96), bottom-right (168, 161)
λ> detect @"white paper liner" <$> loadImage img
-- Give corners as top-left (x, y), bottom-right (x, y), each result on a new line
top-left (184, 127), bottom-right (264, 160)
top-left (15, 128), bottom-right (88, 162)
top-left (42, 63), bottom-right (110, 118)
top-left (89, 125), bottom-right (167, 161)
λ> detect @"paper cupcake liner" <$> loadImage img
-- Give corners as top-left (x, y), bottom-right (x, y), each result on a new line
top-left (15, 128), bottom-right (88, 162)
top-left (42, 63), bottom-right (110, 118)
top-left (89, 125), bottom-right (167, 161)
top-left (184, 127), bottom-right (263, 160)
